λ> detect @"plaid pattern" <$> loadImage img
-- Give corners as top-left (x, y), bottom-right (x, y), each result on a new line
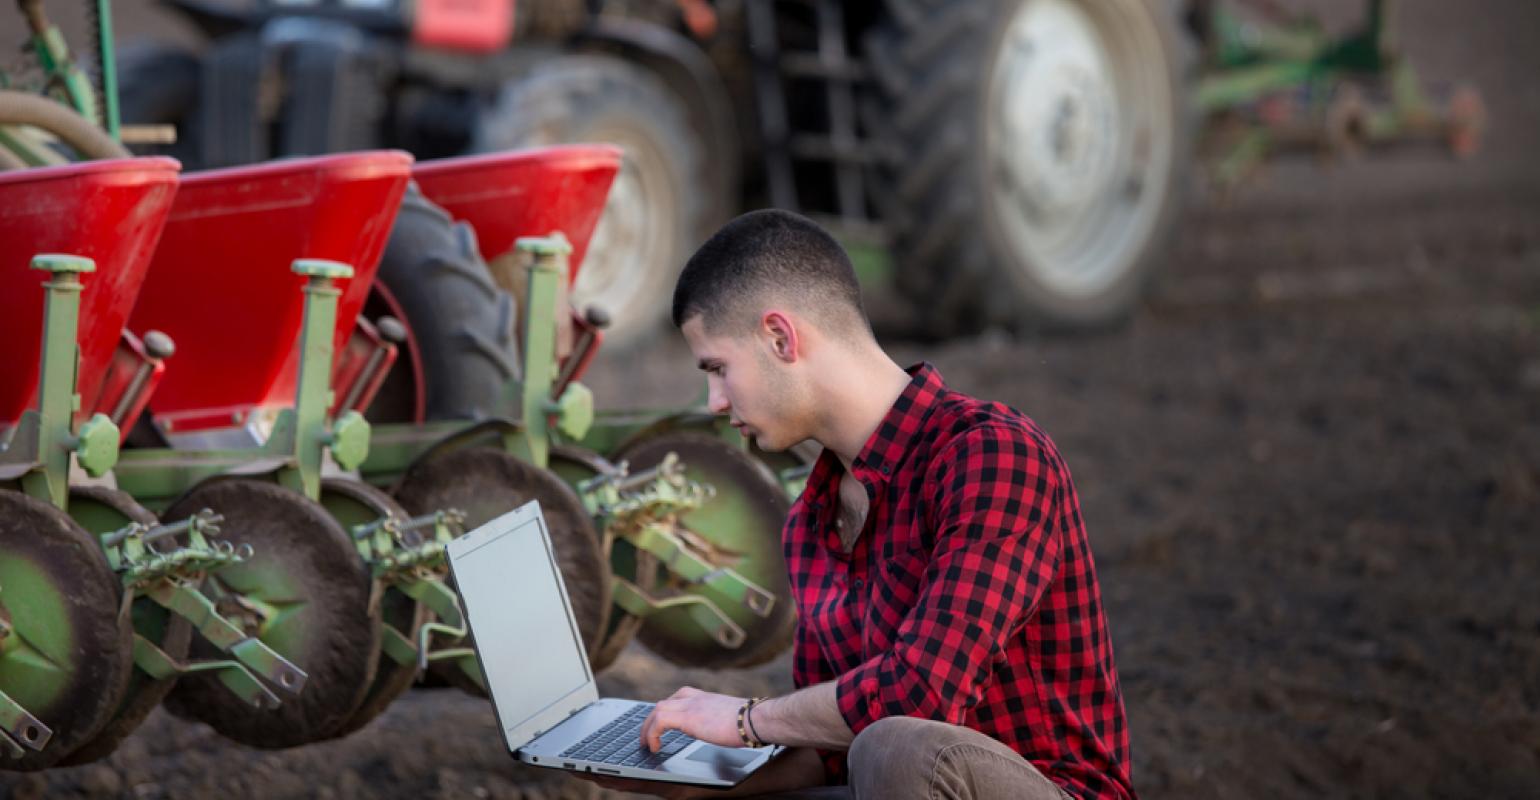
top-left (786, 364), bottom-right (1133, 800)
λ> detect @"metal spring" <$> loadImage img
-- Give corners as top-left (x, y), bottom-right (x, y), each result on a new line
top-left (81, 0), bottom-right (105, 123)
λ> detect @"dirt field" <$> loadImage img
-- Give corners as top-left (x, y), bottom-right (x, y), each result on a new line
top-left (6, 1), bottom-right (1540, 798)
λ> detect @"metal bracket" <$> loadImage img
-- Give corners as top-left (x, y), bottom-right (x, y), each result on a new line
top-left (610, 578), bottom-right (747, 650)
top-left (0, 688), bottom-right (51, 753)
top-left (145, 581), bottom-right (308, 699)
top-left (415, 616), bottom-right (481, 683)
top-left (379, 623), bottom-right (418, 667)
top-left (398, 577), bottom-right (463, 630)
top-left (102, 509), bottom-right (246, 580)
top-left (0, 730), bottom-right (24, 759)
top-left (545, 381), bottom-right (594, 442)
top-left (415, 618), bottom-right (467, 671)
top-left (353, 508), bottom-right (463, 578)
top-left (622, 523), bottom-right (776, 619)
top-left (131, 633), bottom-right (282, 710)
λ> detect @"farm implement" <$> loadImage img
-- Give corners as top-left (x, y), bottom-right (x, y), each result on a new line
top-left (0, 2), bottom-right (805, 766)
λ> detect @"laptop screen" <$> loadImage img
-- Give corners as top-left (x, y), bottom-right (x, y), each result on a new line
top-left (449, 504), bottom-right (597, 750)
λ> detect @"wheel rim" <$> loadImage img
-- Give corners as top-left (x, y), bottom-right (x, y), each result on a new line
top-left (0, 491), bottom-right (133, 770)
top-left (57, 487), bottom-right (192, 766)
top-left (316, 478), bottom-right (428, 737)
top-left (986, 0), bottom-right (1177, 297)
top-left (392, 447), bottom-right (612, 659)
top-left (161, 479), bottom-right (381, 749)
top-left (615, 432), bottom-right (796, 669)
top-left (547, 446), bottom-right (660, 672)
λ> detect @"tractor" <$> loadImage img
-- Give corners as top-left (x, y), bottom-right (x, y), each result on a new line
top-left (0, 0), bottom-right (807, 769)
top-left (104, 0), bottom-right (1482, 344)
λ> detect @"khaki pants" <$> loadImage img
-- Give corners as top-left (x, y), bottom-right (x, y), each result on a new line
top-left (751, 717), bottom-right (1072, 800)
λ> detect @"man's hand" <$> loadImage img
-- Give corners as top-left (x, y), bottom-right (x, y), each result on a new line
top-left (640, 686), bottom-right (746, 752)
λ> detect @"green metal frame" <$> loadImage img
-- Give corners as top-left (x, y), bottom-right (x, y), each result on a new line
top-left (98, 510), bottom-right (310, 707)
top-left (113, 260), bottom-right (371, 508)
top-left (0, 254), bottom-right (306, 749)
top-left (0, 576), bottom-right (51, 758)
top-left (0, 256), bottom-right (119, 505)
top-left (358, 235), bottom-right (606, 486)
top-left (348, 236), bottom-right (786, 683)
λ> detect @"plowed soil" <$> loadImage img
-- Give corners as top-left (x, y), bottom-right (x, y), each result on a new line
top-left (5, 1), bottom-right (1538, 798)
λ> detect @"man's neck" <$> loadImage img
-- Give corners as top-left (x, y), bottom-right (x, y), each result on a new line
top-left (808, 349), bottom-right (913, 472)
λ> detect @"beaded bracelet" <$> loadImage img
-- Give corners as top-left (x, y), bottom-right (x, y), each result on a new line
top-left (746, 698), bottom-right (766, 746)
top-left (737, 696), bottom-right (767, 748)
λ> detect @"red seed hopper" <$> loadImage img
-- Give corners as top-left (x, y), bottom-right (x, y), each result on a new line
top-left (127, 151), bottom-right (412, 440)
top-left (0, 157), bottom-right (181, 436)
top-left (412, 144), bottom-right (621, 281)
top-left (411, 145), bottom-right (621, 398)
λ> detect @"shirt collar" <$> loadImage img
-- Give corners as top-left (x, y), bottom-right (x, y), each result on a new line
top-left (807, 362), bottom-right (946, 494)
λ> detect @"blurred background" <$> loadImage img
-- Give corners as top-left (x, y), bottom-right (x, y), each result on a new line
top-left (2, 0), bottom-right (1537, 797)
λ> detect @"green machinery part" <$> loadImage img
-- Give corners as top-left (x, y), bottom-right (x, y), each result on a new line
top-left (55, 486), bottom-right (189, 766)
top-left (317, 477), bottom-right (441, 739)
top-left (548, 445), bottom-right (660, 672)
top-left (160, 478), bottom-right (381, 748)
top-left (0, 491), bottom-right (132, 770)
top-left (607, 432), bottom-right (796, 669)
top-left (0, 254), bottom-right (315, 764)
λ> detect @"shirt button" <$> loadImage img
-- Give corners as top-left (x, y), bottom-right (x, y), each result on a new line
top-left (880, 465), bottom-right (890, 475)
top-left (852, 577), bottom-right (864, 591)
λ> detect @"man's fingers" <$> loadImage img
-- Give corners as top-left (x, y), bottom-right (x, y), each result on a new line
top-left (640, 705), bottom-right (662, 751)
top-left (646, 706), bottom-right (672, 752)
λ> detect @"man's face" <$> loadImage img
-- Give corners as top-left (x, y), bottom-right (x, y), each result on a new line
top-left (681, 315), bottom-right (802, 451)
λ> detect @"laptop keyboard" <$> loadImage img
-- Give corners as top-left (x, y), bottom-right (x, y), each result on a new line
top-left (560, 704), bottom-right (695, 769)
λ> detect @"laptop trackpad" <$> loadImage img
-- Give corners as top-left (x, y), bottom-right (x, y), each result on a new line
top-left (686, 745), bottom-right (759, 770)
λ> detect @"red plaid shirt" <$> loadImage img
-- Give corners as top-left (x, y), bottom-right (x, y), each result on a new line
top-left (786, 364), bottom-right (1133, 799)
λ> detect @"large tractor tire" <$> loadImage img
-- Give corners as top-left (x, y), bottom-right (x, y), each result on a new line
top-left (369, 184), bottom-right (519, 422)
top-left (472, 52), bottom-right (712, 348)
top-left (864, 0), bottom-right (1194, 336)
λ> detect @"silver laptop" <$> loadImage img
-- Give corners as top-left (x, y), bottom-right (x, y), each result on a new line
top-left (445, 500), bottom-right (783, 787)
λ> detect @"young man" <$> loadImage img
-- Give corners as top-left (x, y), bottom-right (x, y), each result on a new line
top-left (587, 210), bottom-right (1134, 799)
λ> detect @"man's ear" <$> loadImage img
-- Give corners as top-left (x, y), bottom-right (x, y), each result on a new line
top-left (761, 311), bottom-right (799, 363)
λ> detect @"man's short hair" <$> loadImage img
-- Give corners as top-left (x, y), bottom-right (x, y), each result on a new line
top-left (672, 209), bottom-right (869, 337)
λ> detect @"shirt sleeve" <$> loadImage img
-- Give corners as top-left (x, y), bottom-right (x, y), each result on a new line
top-left (790, 597), bottom-right (849, 783)
top-left (833, 424), bottom-right (1065, 735)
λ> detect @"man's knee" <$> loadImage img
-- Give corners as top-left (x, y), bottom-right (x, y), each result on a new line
top-left (848, 716), bottom-right (955, 797)
top-left (850, 716), bottom-right (938, 768)
top-left (849, 717), bottom-right (1058, 800)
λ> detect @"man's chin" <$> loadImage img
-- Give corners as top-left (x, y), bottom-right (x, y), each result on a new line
top-left (751, 435), bottom-right (789, 453)
top-left (741, 430), bottom-right (779, 451)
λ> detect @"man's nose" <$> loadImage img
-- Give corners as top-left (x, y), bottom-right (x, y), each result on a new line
top-left (707, 383), bottom-right (730, 414)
